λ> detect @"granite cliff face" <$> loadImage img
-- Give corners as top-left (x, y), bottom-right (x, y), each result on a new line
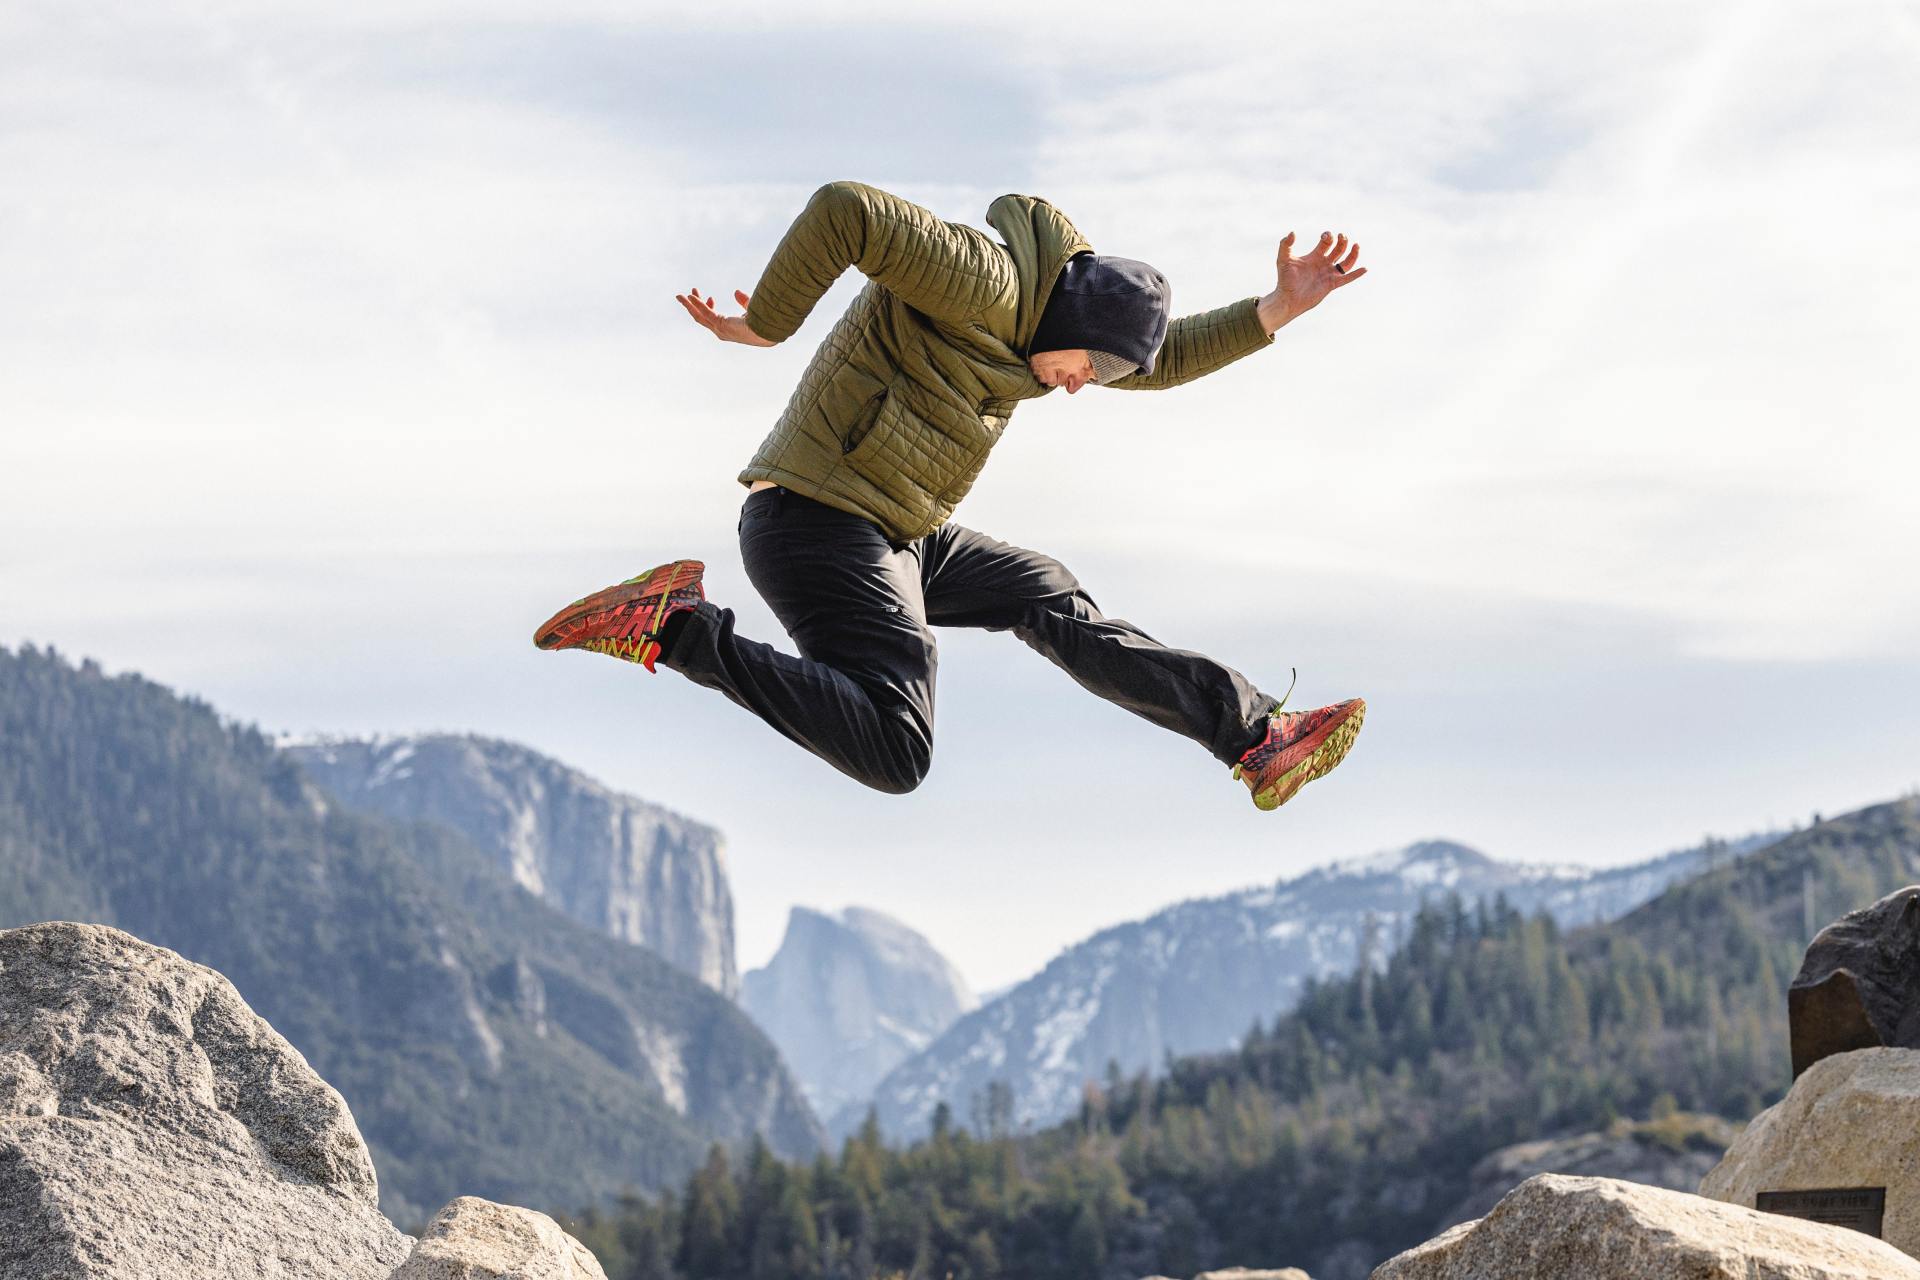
top-left (285, 734), bottom-right (737, 997)
top-left (742, 907), bottom-right (974, 1120)
top-left (851, 837), bottom-right (1772, 1139)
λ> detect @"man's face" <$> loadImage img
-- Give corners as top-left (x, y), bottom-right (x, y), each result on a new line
top-left (1028, 349), bottom-right (1095, 395)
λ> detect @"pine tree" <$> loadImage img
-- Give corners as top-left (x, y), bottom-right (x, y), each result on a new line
top-left (1067, 1201), bottom-right (1105, 1277)
top-left (679, 1145), bottom-right (738, 1280)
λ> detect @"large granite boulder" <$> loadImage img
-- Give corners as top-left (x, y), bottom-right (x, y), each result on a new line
top-left (1701, 1046), bottom-right (1920, 1259)
top-left (1370, 1173), bottom-right (1920, 1279)
top-left (1789, 885), bottom-right (1920, 1077)
top-left (0, 921), bottom-right (412, 1279)
top-left (390, 1196), bottom-right (606, 1279)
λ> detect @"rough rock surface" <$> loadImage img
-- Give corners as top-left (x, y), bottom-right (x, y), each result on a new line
top-left (390, 1196), bottom-right (606, 1279)
top-left (742, 906), bottom-right (974, 1119)
top-left (287, 734), bottom-right (739, 996)
top-left (1196, 1269), bottom-right (1312, 1279)
top-left (1435, 1114), bottom-right (1736, 1228)
top-left (1371, 1173), bottom-right (1920, 1279)
top-left (0, 921), bottom-right (411, 1279)
top-left (1701, 1046), bottom-right (1920, 1259)
top-left (1789, 885), bottom-right (1920, 1077)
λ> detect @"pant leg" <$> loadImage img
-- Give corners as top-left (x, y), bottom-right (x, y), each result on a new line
top-left (661, 487), bottom-right (938, 794)
top-left (919, 522), bottom-right (1276, 765)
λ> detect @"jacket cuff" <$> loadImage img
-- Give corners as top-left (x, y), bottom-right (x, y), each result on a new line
top-left (1229, 296), bottom-right (1277, 354)
top-left (743, 308), bottom-right (788, 344)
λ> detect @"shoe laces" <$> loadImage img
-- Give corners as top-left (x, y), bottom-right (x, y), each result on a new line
top-left (1232, 667), bottom-right (1299, 777)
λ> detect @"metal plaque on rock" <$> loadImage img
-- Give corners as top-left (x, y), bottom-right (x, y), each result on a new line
top-left (1756, 1187), bottom-right (1887, 1238)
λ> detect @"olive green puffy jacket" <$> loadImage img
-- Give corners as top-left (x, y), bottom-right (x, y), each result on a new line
top-left (738, 181), bottom-right (1274, 544)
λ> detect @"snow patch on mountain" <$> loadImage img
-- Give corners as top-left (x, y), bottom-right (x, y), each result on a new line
top-left (850, 831), bottom-right (1779, 1141)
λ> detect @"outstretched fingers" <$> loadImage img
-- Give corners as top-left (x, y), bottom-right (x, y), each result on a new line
top-left (676, 288), bottom-right (725, 337)
top-left (1283, 230), bottom-right (1357, 267)
top-left (675, 288), bottom-right (707, 319)
top-left (672, 285), bottom-right (775, 346)
top-left (1332, 239), bottom-right (1365, 285)
top-left (1270, 227), bottom-right (1370, 315)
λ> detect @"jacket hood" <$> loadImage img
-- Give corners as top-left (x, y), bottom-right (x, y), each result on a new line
top-left (985, 193), bottom-right (1094, 355)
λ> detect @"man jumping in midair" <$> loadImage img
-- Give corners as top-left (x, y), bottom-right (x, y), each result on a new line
top-left (535, 181), bottom-right (1368, 809)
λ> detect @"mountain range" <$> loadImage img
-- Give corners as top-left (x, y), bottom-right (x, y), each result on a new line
top-left (848, 834), bottom-right (1775, 1139)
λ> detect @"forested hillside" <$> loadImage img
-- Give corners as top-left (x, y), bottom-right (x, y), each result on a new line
top-left (0, 646), bottom-right (820, 1223)
top-left (558, 796), bottom-right (1920, 1280)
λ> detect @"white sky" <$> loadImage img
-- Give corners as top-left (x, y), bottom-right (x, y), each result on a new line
top-left (5, 0), bottom-right (1919, 990)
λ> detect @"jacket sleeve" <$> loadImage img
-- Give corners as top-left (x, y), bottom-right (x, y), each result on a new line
top-left (743, 181), bottom-right (1014, 342)
top-left (1106, 297), bottom-right (1275, 391)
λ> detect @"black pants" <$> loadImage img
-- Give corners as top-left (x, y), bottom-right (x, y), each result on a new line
top-left (662, 486), bottom-right (1277, 793)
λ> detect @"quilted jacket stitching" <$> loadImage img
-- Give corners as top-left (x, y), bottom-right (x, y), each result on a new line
top-left (736, 182), bottom-right (1273, 542)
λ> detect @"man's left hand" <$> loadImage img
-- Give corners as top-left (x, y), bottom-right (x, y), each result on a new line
top-left (1257, 231), bottom-right (1366, 335)
top-left (676, 287), bottom-right (779, 347)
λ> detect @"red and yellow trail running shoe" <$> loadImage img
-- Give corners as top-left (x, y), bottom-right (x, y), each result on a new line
top-left (1232, 697), bottom-right (1367, 811)
top-left (533, 559), bottom-right (705, 673)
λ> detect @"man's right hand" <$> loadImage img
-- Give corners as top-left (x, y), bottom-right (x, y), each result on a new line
top-left (675, 288), bottom-right (778, 347)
